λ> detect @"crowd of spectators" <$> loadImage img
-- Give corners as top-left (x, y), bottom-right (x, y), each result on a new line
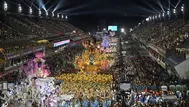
top-left (46, 45), bottom-right (85, 76)
top-left (0, 14), bottom-right (82, 44)
top-left (133, 19), bottom-right (189, 51)
top-left (126, 47), bottom-right (174, 87)
top-left (0, 21), bottom-right (23, 42)
top-left (0, 14), bottom-right (84, 55)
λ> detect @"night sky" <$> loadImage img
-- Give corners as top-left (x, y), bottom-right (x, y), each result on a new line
top-left (1, 0), bottom-right (183, 32)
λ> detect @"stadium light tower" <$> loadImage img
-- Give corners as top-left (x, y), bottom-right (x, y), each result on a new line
top-left (173, 8), bottom-right (176, 14)
top-left (57, 14), bottom-right (59, 18)
top-left (155, 15), bottom-right (158, 19)
top-left (181, 4), bottom-right (184, 13)
top-left (65, 15), bottom-right (68, 19)
top-left (121, 28), bottom-right (125, 33)
top-left (158, 14), bottom-right (161, 19)
top-left (167, 9), bottom-right (170, 16)
top-left (29, 7), bottom-right (32, 15)
top-left (162, 12), bottom-right (165, 17)
top-left (39, 9), bottom-right (41, 16)
top-left (146, 17), bottom-right (149, 22)
top-left (52, 12), bottom-right (54, 17)
top-left (46, 11), bottom-right (48, 16)
top-left (18, 4), bottom-right (22, 13)
top-left (4, 1), bottom-right (8, 12)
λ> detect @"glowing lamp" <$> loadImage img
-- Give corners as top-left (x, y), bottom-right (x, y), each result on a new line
top-left (29, 7), bottom-right (32, 15)
top-left (39, 9), bottom-right (41, 16)
top-left (181, 4), bottom-right (184, 12)
top-left (158, 14), bottom-right (161, 18)
top-left (162, 12), bottom-right (165, 17)
top-left (46, 11), bottom-right (48, 16)
top-left (18, 4), bottom-right (22, 13)
top-left (4, 1), bottom-right (8, 11)
top-left (146, 17), bottom-right (149, 22)
top-left (52, 12), bottom-right (54, 17)
top-left (121, 28), bottom-right (125, 33)
top-left (167, 10), bottom-right (170, 16)
top-left (173, 9), bottom-right (176, 14)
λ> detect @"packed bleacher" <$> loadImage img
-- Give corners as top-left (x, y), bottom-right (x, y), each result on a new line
top-left (0, 20), bottom-right (24, 42)
top-left (0, 14), bottom-right (84, 55)
top-left (125, 46), bottom-right (173, 87)
top-left (133, 19), bottom-right (189, 51)
top-left (46, 45), bottom-right (85, 76)
top-left (0, 14), bottom-right (82, 43)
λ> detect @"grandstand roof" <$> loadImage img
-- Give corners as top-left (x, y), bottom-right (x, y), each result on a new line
top-left (2, 0), bottom-right (181, 31)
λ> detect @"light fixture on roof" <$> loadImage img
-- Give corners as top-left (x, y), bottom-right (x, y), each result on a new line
top-left (155, 15), bottom-right (158, 19)
top-left (46, 11), bottom-right (48, 16)
top-left (29, 7), bottom-right (32, 15)
top-left (121, 28), bottom-right (125, 33)
top-left (39, 9), bottom-right (41, 16)
top-left (162, 12), bottom-right (165, 17)
top-left (4, 1), bottom-right (8, 12)
top-left (181, 4), bottom-right (184, 12)
top-left (167, 9), bottom-right (170, 16)
top-left (52, 12), bottom-right (54, 17)
top-left (146, 17), bottom-right (149, 22)
top-left (65, 15), bottom-right (68, 19)
top-left (158, 13), bottom-right (161, 18)
top-left (18, 4), bottom-right (22, 13)
top-left (173, 8), bottom-right (176, 14)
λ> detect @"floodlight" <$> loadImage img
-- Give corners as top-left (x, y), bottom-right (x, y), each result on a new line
top-left (181, 4), bottom-right (184, 12)
top-left (46, 11), bottom-right (48, 16)
top-left (57, 14), bottom-right (59, 18)
top-left (173, 8), bottom-right (176, 14)
top-left (146, 17), bottom-right (149, 21)
top-left (39, 9), bottom-right (41, 16)
top-left (29, 7), bottom-right (32, 15)
top-left (162, 12), bottom-right (165, 17)
top-left (155, 15), bottom-right (158, 19)
top-left (4, 1), bottom-right (8, 12)
top-left (52, 12), bottom-right (54, 17)
top-left (103, 28), bottom-right (107, 31)
top-left (18, 4), bottom-right (22, 13)
top-left (158, 14), bottom-right (161, 18)
top-left (61, 14), bottom-right (64, 19)
top-left (167, 10), bottom-right (170, 16)
top-left (121, 28), bottom-right (125, 33)
top-left (65, 15), bottom-right (68, 19)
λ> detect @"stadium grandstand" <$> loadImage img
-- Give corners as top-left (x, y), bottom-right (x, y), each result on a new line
top-left (0, 0), bottom-right (189, 107)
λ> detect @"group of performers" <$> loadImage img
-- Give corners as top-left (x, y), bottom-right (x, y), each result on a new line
top-left (54, 31), bottom-right (118, 106)
top-left (56, 73), bottom-right (114, 107)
